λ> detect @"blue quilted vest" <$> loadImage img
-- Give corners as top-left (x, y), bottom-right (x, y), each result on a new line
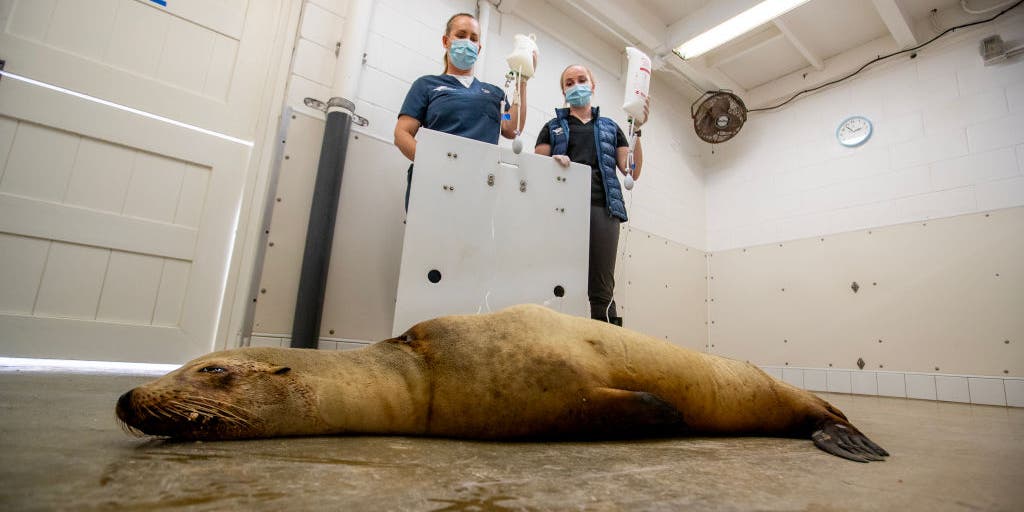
top-left (546, 107), bottom-right (627, 221)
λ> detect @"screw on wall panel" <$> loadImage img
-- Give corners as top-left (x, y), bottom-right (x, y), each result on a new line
top-left (857, 358), bottom-right (865, 369)
top-left (329, 329), bottom-right (336, 335)
top-left (291, 115), bottom-right (296, 119)
top-left (284, 155), bottom-right (290, 159)
top-left (781, 288), bottom-right (785, 292)
top-left (879, 339), bottom-right (883, 343)
top-left (851, 281), bottom-right (860, 293)
top-left (985, 213), bottom-right (990, 217)
top-left (487, 174), bottom-right (495, 186)
top-left (520, 179), bottom-right (527, 192)
top-left (995, 273), bottom-right (1000, 277)
top-left (334, 42), bottom-right (341, 57)
top-left (784, 339), bottom-right (788, 343)
top-left (1006, 340), bottom-right (1011, 344)
top-left (935, 367), bottom-right (940, 371)
top-left (828, 363), bottom-right (833, 367)
top-left (873, 282), bottom-right (877, 286)
top-left (785, 362), bottom-right (789, 365)
top-left (879, 364), bottom-right (884, 368)
top-left (868, 230), bottom-right (872, 234)
top-left (260, 288), bottom-right (266, 294)
top-left (1005, 370), bottom-right (1009, 374)
top-left (268, 242), bottom-right (275, 247)
top-left (276, 197), bottom-right (282, 202)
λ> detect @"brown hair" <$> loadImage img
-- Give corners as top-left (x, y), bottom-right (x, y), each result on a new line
top-left (443, 13), bottom-right (477, 72)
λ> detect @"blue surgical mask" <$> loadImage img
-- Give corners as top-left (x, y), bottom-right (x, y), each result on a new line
top-left (565, 84), bottom-right (592, 107)
top-left (448, 39), bottom-right (478, 70)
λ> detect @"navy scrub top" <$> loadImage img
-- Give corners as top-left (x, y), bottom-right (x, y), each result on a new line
top-left (398, 74), bottom-right (509, 144)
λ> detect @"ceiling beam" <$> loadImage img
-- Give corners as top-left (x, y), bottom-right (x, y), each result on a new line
top-left (705, 27), bottom-right (786, 69)
top-left (666, 54), bottom-right (747, 96)
top-left (564, 0), bottom-right (665, 51)
top-left (773, 18), bottom-right (823, 70)
top-left (870, 0), bottom-right (920, 48)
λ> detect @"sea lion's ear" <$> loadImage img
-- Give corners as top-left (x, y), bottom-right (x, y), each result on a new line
top-left (271, 366), bottom-right (291, 375)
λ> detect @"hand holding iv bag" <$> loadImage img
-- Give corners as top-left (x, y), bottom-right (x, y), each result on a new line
top-left (622, 47), bottom-right (651, 123)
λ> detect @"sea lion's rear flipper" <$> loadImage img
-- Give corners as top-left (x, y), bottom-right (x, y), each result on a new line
top-left (577, 387), bottom-right (687, 438)
top-left (811, 421), bottom-right (890, 462)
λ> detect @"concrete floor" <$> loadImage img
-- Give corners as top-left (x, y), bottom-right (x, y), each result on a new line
top-left (0, 371), bottom-right (1022, 511)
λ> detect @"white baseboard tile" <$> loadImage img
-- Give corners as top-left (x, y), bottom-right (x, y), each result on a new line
top-left (968, 377), bottom-right (1007, 406)
top-left (804, 370), bottom-right (828, 392)
top-left (852, 372), bottom-right (879, 395)
top-left (906, 374), bottom-right (937, 400)
top-left (760, 366), bottom-right (1021, 407)
top-left (782, 367), bottom-right (804, 388)
top-left (877, 372), bottom-right (907, 398)
top-left (1005, 379), bottom-right (1024, 407)
top-left (936, 375), bottom-right (971, 403)
top-left (827, 370), bottom-right (852, 393)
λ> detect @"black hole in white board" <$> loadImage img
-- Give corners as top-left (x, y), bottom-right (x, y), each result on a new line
top-left (553, 285), bottom-right (565, 297)
top-left (427, 270), bottom-right (442, 284)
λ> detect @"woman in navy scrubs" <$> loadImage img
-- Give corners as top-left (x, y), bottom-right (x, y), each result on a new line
top-left (394, 13), bottom-right (532, 208)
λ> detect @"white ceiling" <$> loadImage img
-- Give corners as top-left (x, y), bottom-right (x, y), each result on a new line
top-left (528, 0), bottom-right (1016, 108)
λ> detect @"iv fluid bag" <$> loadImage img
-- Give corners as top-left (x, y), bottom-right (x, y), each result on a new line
top-left (506, 34), bottom-right (538, 78)
top-left (622, 47), bottom-right (651, 121)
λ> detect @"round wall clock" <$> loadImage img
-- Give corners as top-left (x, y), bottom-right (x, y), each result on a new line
top-left (836, 116), bottom-right (872, 147)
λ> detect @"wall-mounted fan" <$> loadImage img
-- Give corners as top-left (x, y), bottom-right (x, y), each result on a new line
top-left (691, 90), bottom-right (747, 143)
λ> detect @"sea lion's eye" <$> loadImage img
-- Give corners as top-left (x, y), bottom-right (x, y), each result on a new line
top-left (198, 366), bottom-right (227, 373)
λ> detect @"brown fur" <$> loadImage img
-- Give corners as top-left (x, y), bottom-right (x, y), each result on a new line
top-left (116, 304), bottom-right (887, 461)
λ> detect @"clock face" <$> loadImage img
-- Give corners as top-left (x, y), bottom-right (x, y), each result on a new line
top-left (836, 116), bottom-right (872, 147)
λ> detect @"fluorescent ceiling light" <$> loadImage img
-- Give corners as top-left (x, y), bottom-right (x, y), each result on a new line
top-left (674, 0), bottom-right (812, 60)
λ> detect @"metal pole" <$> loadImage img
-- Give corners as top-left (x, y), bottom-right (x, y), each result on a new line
top-left (290, 100), bottom-right (354, 348)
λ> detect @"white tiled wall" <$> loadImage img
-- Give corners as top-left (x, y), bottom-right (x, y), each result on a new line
top-left (766, 367), bottom-right (1022, 407)
top-left (282, 0), bottom-right (706, 248)
top-left (705, 13), bottom-right (1024, 251)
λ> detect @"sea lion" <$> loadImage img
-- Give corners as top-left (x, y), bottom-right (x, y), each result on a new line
top-left (116, 304), bottom-right (889, 462)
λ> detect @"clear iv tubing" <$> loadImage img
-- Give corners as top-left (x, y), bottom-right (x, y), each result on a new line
top-left (501, 67), bottom-right (526, 155)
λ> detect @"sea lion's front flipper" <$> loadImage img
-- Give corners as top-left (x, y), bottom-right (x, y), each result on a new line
top-left (576, 387), bottom-right (687, 438)
top-left (811, 421), bottom-right (889, 462)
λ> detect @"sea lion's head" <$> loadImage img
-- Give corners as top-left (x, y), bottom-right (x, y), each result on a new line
top-left (115, 349), bottom-right (321, 440)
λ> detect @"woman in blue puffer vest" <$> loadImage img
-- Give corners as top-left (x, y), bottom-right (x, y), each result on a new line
top-left (535, 64), bottom-right (647, 324)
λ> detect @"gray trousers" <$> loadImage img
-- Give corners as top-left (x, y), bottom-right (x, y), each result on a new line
top-left (589, 204), bottom-right (620, 322)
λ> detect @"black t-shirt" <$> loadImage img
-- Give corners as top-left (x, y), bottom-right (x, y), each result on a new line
top-left (536, 116), bottom-right (628, 205)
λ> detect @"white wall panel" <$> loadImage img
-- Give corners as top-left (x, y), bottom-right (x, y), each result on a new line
top-left (877, 372), bottom-right (906, 398)
top-left (906, 374), bottom-right (937, 400)
top-left (935, 376), bottom-right (971, 404)
top-left (0, 122), bottom-right (78, 202)
top-left (852, 371), bottom-right (878, 396)
top-left (34, 242), bottom-right (108, 319)
top-left (63, 139), bottom-right (135, 213)
top-left (122, 153), bottom-right (187, 223)
top-left (1005, 380), bottom-right (1024, 407)
top-left (106, 0), bottom-right (168, 76)
top-left (709, 208), bottom-right (1024, 377)
top-left (0, 233), bottom-right (49, 314)
top-left (95, 252), bottom-right (163, 324)
top-left (969, 378), bottom-right (1007, 406)
top-left (616, 229), bottom-right (707, 351)
top-left (152, 260), bottom-right (190, 328)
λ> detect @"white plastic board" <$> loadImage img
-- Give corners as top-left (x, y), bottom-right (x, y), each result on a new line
top-left (393, 129), bottom-right (590, 335)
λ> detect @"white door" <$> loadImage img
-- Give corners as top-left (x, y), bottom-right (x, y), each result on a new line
top-left (0, 0), bottom-right (288, 363)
